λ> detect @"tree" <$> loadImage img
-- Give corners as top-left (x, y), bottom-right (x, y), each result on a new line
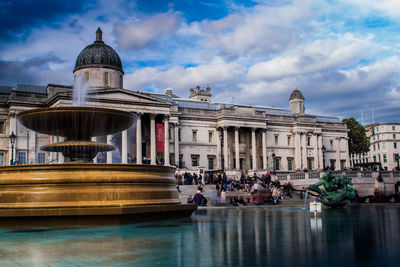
top-left (342, 117), bottom-right (370, 155)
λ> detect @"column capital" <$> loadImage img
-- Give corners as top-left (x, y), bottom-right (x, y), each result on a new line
top-left (9, 111), bottom-right (16, 118)
top-left (234, 126), bottom-right (240, 130)
top-left (164, 114), bottom-right (170, 119)
top-left (150, 113), bottom-right (156, 119)
top-left (251, 127), bottom-right (256, 132)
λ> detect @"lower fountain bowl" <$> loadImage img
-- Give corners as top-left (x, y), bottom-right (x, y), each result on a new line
top-left (0, 164), bottom-right (196, 217)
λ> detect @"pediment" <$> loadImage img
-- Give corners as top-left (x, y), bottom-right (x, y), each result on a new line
top-left (88, 88), bottom-right (172, 106)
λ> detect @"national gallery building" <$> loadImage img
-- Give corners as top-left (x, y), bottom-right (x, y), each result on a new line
top-left (0, 29), bottom-right (349, 173)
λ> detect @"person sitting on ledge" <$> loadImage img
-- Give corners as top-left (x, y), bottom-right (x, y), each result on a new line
top-left (193, 190), bottom-right (208, 206)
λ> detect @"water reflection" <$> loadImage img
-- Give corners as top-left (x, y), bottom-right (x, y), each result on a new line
top-left (0, 207), bottom-right (399, 266)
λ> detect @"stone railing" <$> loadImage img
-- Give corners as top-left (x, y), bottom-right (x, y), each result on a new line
top-left (272, 170), bottom-right (400, 196)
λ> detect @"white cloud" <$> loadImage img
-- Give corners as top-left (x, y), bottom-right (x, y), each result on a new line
top-left (343, 0), bottom-right (400, 18)
top-left (114, 12), bottom-right (181, 50)
top-left (196, 1), bottom-right (316, 59)
top-left (247, 34), bottom-right (372, 81)
top-left (124, 63), bottom-right (245, 94)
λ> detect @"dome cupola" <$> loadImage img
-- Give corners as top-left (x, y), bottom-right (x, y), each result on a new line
top-left (73, 28), bottom-right (124, 89)
top-left (289, 88), bottom-right (305, 115)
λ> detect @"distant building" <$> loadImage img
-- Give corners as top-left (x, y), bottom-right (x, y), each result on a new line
top-left (351, 123), bottom-right (400, 170)
top-left (0, 28), bottom-right (350, 173)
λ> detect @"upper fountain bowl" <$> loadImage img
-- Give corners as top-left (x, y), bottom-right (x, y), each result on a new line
top-left (18, 106), bottom-right (135, 140)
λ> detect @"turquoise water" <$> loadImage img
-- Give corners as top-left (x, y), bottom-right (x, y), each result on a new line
top-left (0, 206), bottom-right (399, 266)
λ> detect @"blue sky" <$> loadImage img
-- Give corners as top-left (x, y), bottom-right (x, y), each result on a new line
top-left (1, 0), bottom-right (400, 124)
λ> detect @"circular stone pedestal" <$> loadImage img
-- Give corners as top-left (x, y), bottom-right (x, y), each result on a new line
top-left (0, 164), bottom-right (196, 217)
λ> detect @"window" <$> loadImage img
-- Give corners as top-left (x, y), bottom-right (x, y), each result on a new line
top-left (287, 136), bottom-right (291, 146)
top-left (209, 132), bottom-right (213, 143)
top-left (378, 143), bottom-right (380, 150)
top-left (393, 126), bottom-right (396, 131)
top-left (307, 158), bottom-right (313, 170)
top-left (384, 154), bottom-right (387, 163)
top-left (378, 154), bottom-right (381, 163)
top-left (178, 129), bottom-right (181, 142)
top-left (307, 136), bottom-right (311, 146)
top-left (274, 135), bottom-right (279, 145)
top-left (373, 155), bottom-right (377, 162)
top-left (275, 157), bottom-right (280, 170)
top-left (104, 72), bottom-right (109, 86)
top-left (84, 72), bottom-right (89, 82)
top-left (0, 121), bottom-right (4, 134)
top-left (374, 145), bottom-right (376, 151)
top-left (394, 134), bottom-right (397, 139)
top-left (192, 130), bottom-right (197, 142)
top-left (119, 75), bottom-right (123, 88)
top-left (395, 143), bottom-right (398, 149)
top-left (287, 158), bottom-right (293, 171)
top-left (37, 153), bottom-right (45, 164)
top-left (191, 155), bottom-right (199, 167)
top-left (208, 155), bottom-right (214, 170)
top-left (0, 152), bottom-right (3, 165)
top-left (330, 139), bottom-right (333, 147)
top-left (17, 152), bottom-right (26, 164)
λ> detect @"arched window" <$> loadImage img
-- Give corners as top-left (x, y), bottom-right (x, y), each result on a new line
top-left (104, 72), bottom-right (109, 86)
top-left (119, 75), bottom-right (123, 88)
top-left (84, 72), bottom-right (89, 82)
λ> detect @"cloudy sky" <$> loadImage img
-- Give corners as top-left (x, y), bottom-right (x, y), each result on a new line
top-left (1, 0), bottom-right (400, 124)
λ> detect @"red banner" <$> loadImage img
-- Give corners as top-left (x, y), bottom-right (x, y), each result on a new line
top-left (156, 123), bottom-right (164, 152)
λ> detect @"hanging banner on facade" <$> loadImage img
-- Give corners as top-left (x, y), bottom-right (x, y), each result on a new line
top-left (156, 123), bottom-right (164, 152)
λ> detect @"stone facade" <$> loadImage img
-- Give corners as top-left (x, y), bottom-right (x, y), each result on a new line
top-left (351, 123), bottom-right (400, 171)
top-left (0, 29), bottom-right (350, 173)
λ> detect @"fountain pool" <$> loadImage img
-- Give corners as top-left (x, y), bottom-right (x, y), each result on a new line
top-left (0, 206), bottom-right (398, 266)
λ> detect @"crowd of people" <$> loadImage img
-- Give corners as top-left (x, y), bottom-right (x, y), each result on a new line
top-left (178, 171), bottom-right (295, 206)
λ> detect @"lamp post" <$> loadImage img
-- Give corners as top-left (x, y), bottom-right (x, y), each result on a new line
top-left (321, 145), bottom-right (326, 170)
top-left (9, 131), bottom-right (16, 165)
top-left (272, 152), bottom-right (276, 174)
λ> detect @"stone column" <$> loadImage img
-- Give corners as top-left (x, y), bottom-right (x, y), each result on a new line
top-left (313, 134), bottom-right (319, 171)
top-left (107, 135), bottom-right (113, 163)
top-left (344, 137), bottom-right (350, 168)
top-left (223, 127), bottom-right (229, 170)
top-left (217, 128), bottom-right (222, 170)
top-left (318, 135), bottom-right (323, 169)
top-left (164, 115), bottom-right (170, 166)
top-left (136, 113), bottom-right (142, 164)
top-left (235, 127), bottom-right (240, 170)
top-left (174, 123), bottom-right (179, 167)
top-left (302, 133), bottom-right (307, 169)
top-left (262, 129), bottom-right (267, 169)
top-left (150, 114), bottom-right (156, 165)
top-left (294, 132), bottom-right (301, 170)
top-left (122, 130), bottom-right (128, 163)
top-left (335, 137), bottom-right (341, 170)
top-left (252, 128), bottom-right (257, 170)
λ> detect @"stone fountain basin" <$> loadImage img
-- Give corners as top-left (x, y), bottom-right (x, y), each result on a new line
top-left (18, 106), bottom-right (135, 139)
top-left (41, 140), bottom-right (115, 153)
top-left (0, 164), bottom-right (196, 217)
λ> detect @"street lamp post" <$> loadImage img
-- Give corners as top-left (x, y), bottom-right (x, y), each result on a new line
top-left (9, 131), bottom-right (16, 165)
top-left (321, 145), bottom-right (326, 170)
top-left (272, 152), bottom-right (276, 174)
